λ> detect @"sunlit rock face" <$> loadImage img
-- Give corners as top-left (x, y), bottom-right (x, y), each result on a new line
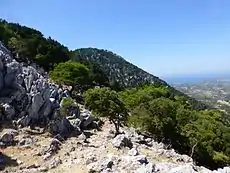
top-left (0, 41), bottom-right (95, 135)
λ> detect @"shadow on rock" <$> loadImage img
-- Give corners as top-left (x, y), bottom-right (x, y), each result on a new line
top-left (83, 131), bottom-right (95, 138)
top-left (0, 120), bottom-right (17, 130)
top-left (0, 152), bottom-right (18, 171)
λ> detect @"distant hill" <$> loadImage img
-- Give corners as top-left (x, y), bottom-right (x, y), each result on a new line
top-left (71, 48), bottom-right (167, 88)
top-left (2, 18), bottom-right (230, 171)
top-left (71, 48), bottom-right (208, 110)
top-left (0, 18), bottom-right (207, 110)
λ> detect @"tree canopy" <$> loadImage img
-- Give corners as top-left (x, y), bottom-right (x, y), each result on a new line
top-left (0, 19), bottom-right (70, 70)
top-left (50, 61), bottom-right (90, 92)
top-left (120, 84), bottom-right (230, 169)
top-left (84, 87), bottom-right (128, 134)
top-left (2, 18), bottom-right (230, 169)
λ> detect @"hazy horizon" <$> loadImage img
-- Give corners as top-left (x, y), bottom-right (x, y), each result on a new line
top-left (162, 72), bottom-right (230, 84)
top-left (1, 0), bottom-right (230, 77)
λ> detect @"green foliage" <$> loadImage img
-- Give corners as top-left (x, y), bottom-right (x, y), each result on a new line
top-left (71, 48), bottom-right (168, 89)
top-left (213, 152), bottom-right (230, 166)
top-left (2, 18), bottom-right (227, 169)
top-left (71, 48), bottom-right (207, 110)
top-left (128, 98), bottom-right (182, 145)
top-left (60, 97), bottom-right (78, 117)
top-left (180, 110), bottom-right (230, 167)
top-left (0, 19), bottom-right (69, 70)
top-left (50, 61), bottom-right (90, 92)
top-left (84, 87), bottom-right (128, 133)
top-left (119, 85), bottom-right (170, 109)
top-left (88, 63), bottom-right (110, 87)
top-left (0, 19), bottom-right (208, 112)
top-left (121, 84), bottom-right (230, 169)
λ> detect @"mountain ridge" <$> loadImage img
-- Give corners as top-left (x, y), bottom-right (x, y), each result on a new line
top-left (72, 47), bottom-right (167, 88)
top-left (2, 19), bottom-right (230, 172)
top-left (71, 47), bottom-right (208, 110)
top-left (0, 19), bottom-right (208, 111)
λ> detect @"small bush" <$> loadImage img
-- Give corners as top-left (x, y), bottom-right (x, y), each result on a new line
top-left (50, 61), bottom-right (90, 93)
top-left (84, 87), bottom-right (128, 134)
top-left (60, 97), bottom-right (78, 117)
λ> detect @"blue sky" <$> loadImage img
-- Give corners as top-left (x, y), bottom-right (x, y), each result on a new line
top-left (1, 0), bottom-right (230, 77)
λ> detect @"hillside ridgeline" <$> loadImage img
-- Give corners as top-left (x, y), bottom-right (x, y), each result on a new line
top-left (0, 19), bottom-right (206, 110)
top-left (1, 19), bottom-right (230, 172)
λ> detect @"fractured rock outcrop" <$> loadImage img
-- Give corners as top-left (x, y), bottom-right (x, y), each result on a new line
top-left (0, 41), bottom-right (95, 136)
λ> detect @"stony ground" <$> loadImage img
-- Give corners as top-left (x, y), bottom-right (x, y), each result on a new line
top-left (3, 39), bottom-right (230, 173)
top-left (1, 121), bottom-right (230, 173)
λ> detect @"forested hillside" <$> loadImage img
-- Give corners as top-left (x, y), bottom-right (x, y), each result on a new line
top-left (118, 85), bottom-right (230, 169)
top-left (2, 19), bottom-right (230, 170)
top-left (0, 19), bottom-right (69, 70)
top-left (71, 48), bottom-right (166, 88)
top-left (71, 48), bottom-right (207, 110)
top-left (0, 19), bottom-right (206, 110)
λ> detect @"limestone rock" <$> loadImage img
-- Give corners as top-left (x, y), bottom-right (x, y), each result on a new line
top-left (134, 155), bottom-right (148, 164)
top-left (0, 41), bottom-right (99, 140)
top-left (216, 167), bottom-right (230, 173)
top-left (155, 163), bottom-right (177, 172)
top-left (100, 156), bottom-right (114, 170)
top-left (78, 133), bottom-right (87, 141)
top-left (28, 93), bottom-right (44, 120)
top-left (2, 103), bottom-right (15, 120)
top-left (128, 148), bottom-right (139, 156)
top-left (48, 118), bottom-right (72, 136)
top-left (43, 153), bottom-right (52, 161)
top-left (112, 134), bottom-right (133, 149)
top-left (176, 154), bottom-right (193, 163)
top-left (69, 118), bottom-right (81, 129)
top-left (81, 116), bottom-right (94, 129)
top-left (48, 138), bottom-right (62, 154)
top-left (166, 164), bottom-right (197, 173)
top-left (136, 163), bottom-right (155, 173)
top-left (86, 156), bottom-right (97, 165)
top-left (87, 155), bottom-right (114, 172)
top-left (0, 129), bottom-right (18, 145)
top-left (50, 158), bottom-right (62, 169)
top-left (199, 167), bottom-right (213, 173)
top-left (80, 109), bottom-right (95, 129)
top-left (18, 136), bottom-right (34, 146)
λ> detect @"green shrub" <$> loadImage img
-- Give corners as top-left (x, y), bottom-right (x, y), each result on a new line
top-left (50, 61), bottom-right (90, 93)
top-left (60, 97), bottom-right (78, 117)
top-left (84, 87), bottom-right (128, 134)
top-left (119, 85), bottom-right (170, 109)
top-left (122, 84), bottom-right (230, 169)
top-left (0, 20), bottom-right (69, 70)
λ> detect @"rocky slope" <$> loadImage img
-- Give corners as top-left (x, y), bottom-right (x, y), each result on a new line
top-left (0, 42), bottom-right (230, 173)
top-left (1, 120), bottom-right (230, 173)
top-left (0, 40), bottom-right (97, 137)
